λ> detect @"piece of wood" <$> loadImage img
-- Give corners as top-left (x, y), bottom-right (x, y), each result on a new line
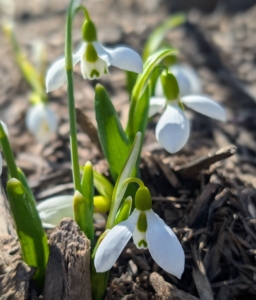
top-left (43, 218), bottom-right (91, 300)
top-left (150, 272), bottom-right (199, 300)
top-left (187, 183), bottom-right (219, 228)
top-left (175, 145), bottom-right (237, 178)
top-left (191, 244), bottom-right (214, 300)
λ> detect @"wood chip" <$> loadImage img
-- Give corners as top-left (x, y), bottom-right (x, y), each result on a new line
top-left (44, 218), bottom-right (91, 300)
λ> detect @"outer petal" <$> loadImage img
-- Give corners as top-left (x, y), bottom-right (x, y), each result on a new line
top-left (155, 103), bottom-right (190, 153)
top-left (46, 43), bottom-right (85, 92)
top-left (94, 42), bottom-right (143, 74)
top-left (146, 210), bottom-right (185, 279)
top-left (170, 64), bottom-right (202, 96)
top-left (46, 56), bottom-right (66, 92)
top-left (181, 95), bottom-right (226, 122)
top-left (148, 97), bottom-right (166, 117)
top-left (95, 209), bottom-right (140, 272)
top-left (37, 195), bottom-right (73, 228)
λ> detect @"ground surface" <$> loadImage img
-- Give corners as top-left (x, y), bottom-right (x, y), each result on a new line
top-left (0, 0), bottom-right (256, 299)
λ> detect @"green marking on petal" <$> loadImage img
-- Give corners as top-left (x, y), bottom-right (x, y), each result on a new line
top-left (135, 187), bottom-right (152, 211)
top-left (86, 43), bottom-right (98, 63)
top-left (138, 240), bottom-right (147, 248)
top-left (137, 212), bottom-right (147, 232)
top-left (90, 69), bottom-right (100, 78)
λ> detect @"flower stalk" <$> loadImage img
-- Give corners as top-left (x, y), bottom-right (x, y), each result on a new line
top-left (65, 0), bottom-right (81, 193)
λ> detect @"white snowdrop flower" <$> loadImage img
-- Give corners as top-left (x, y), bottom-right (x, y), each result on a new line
top-left (150, 71), bottom-right (226, 153)
top-left (95, 186), bottom-right (185, 278)
top-left (37, 194), bottom-right (107, 228)
top-left (46, 14), bottom-right (143, 92)
top-left (37, 195), bottom-right (73, 228)
top-left (26, 103), bottom-right (58, 144)
top-left (155, 63), bottom-right (202, 98)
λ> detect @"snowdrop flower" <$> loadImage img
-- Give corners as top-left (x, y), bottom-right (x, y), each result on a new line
top-left (37, 194), bottom-right (108, 228)
top-left (37, 195), bottom-right (74, 228)
top-left (95, 185), bottom-right (184, 278)
top-left (46, 12), bottom-right (143, 92)
top-left (155, 64), bottom-right (202, 98)
top-left (150, 71), bottom-right (226, 153)
top-left (26, 103), bottom-right (58, 143)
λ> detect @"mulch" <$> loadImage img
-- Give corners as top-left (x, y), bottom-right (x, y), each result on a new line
top-left (0, 0), bottom-right (256, 299)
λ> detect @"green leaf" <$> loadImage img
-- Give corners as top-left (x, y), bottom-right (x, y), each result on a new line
top-left (6, 178), bottom-right (49, 291)
top-left (106, 132), bottom-right (141, 229)
top-left (125, 71), bottom-right (138, 97)
top-left (78, 161), bottom-right (94, 244)
top-left (132, 85), bottom-right (150, 154)
top-left (93, 170), bottom-right (114, 200)
top-left (143, 13), bottom-right (186, 61)
top-left (126, 48), bottom-right (178, 141)
top-left (114, 196), bottom-right (132, 225)
top-left (95, 84), bottom-right (130, 181)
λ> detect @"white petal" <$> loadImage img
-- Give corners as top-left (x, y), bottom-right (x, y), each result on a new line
top-left (181, 95), bottom-right (226, 122)
top-left (46, 56), bottom-right (66, 93)
top-left (146, 210), bottom-right (185, 278)
top-left (37, 195), bottom-right (73, 228)
top-left (170, 64), bottom-right (202, 96)
top-left (95, 209), bottom-right (140, 272)
top-left (94, 42), bottom-right (143, 74)
top-left (26, 104), bottom-right (58, 143)
top-left (45, 43), bottom-right (85, 92)
top-left (148, 97), bottom-right (166, 117)
top-left (156, 103), bottom-right (190, 153)
top-left (154, 77), bottom-right (164, 98)
top-left (73, 42), bottom-right (86, 65)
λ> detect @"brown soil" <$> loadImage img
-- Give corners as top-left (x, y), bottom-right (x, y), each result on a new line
top-left (1, 0), bottom-right (256, 299)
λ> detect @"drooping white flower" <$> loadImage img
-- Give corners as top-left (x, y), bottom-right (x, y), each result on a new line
top-left (37, 194), bottom-right (107, 228)
top-left (150, 71), bottom-right (226, 153)
top-left (155, 63), bottom-right (202, 98)
top-left (95, 186), bottom-right (185, 278)
top-left (46, 15), bottom-right (143, 92)
top-left (37, 195), bottom-right (74, 228)
top-left (26, 103), bottom-right (58, 143)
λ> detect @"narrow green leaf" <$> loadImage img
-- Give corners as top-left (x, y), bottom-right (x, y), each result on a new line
top-left (93, 170), bottom-right (114, 200)
top-left (95, 84), bottom-right (130, 181)
top-left (106, 132), bottom-right (141, 229)
top-left (143, 13), bottom-right (186, 61)
top-left (126, 48), bottom-right (178, 141)
top-left (6, 178), bottom-right (49, 291)
top-left (114, 196), bottom-right (132, 225)
top-left (125, 71), bottom-right (138, 97)
top-left (73, 191), bottom-right (94, 245)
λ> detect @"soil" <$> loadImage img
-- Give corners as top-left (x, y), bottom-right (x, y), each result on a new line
top-left (0, 0), bottom-right (256, 299)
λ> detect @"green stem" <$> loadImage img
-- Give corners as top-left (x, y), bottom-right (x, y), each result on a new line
top-left (123, 177), bottom-right (144, 188)
top-left (0, 123), bottom-right (19, 179)
top-left (65, 2), bottom-right (81, 193)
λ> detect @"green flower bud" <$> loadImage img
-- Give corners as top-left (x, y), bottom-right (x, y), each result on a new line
top-left (82, 19), bottom-right (97, 43)
top-left (135, 187), bottom-right (152, 211)
top-left (160, 70), bottom-right (180, 100)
